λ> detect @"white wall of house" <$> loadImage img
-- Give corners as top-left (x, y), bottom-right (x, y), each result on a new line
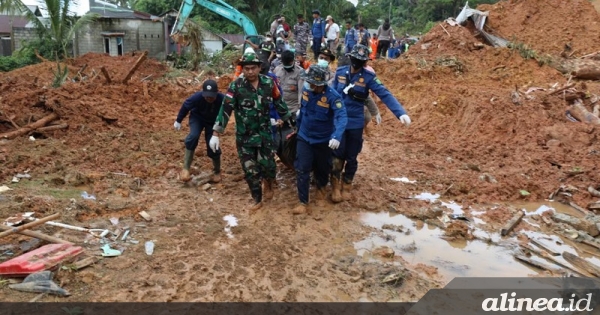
top-left (203, 40), bottom-right (223, 54)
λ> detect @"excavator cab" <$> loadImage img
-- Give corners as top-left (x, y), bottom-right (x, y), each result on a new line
top-left (243, 34), bottom-right (263, 52)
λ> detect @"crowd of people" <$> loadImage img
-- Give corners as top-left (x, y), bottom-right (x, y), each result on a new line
top-left (173, 11), bottom-right (412, 215)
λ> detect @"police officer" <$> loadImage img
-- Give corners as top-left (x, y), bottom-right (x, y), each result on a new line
top-left (311, 9), bottom-right (326, 59)
top-left (331, 44), bottom-right (411, 202)
top-left (293, 65), bottom-right (347, 215)
top-left (210, 51), bottom-right (292, 211)
top-left (174, 79), bottom-right (223, 183)
top-left (273, 50), bottom-right (304, 162)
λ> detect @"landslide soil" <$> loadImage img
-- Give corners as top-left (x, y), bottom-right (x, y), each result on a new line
top-left (1, 0), bottom-right (600, 302)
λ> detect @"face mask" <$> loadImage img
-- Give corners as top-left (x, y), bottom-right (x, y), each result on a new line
top-left (265, 38), bottom-right (272, 42)
top-left (350, 57), bottom-right (365, 69)
top-left (303, 81), bottom-right (313, 92)
top-left (317, 59), bottom-right (329, 68)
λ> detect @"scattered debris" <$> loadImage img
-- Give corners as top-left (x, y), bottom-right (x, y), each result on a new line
top-left (144, 241), bottom-right (154, 256)
top-left (223, 214), bottom-right (238, 239)
top-left (501, 210), bottom-right (525, 236)
top-left (390, 177), bottom-right (416, 184)
top-left (80, 191), bottom-right (96, 200)
top-left (0, 185), bottom-right (12, 193)
top-left (373, 246), bottom-right (395, 258)
top-left (100, 244), bottom-right (121, 257)
top-left (109, 217), bottom-right (119, 225)
top-left (138, 211), bottom-right (152, 222)
top-left (562, 251), bottom-right (600, 277)
top-left (8, 271), bottom-right (69, 296)
top-left (514, 254), bottom-right (561, 272)
top-left (0, 244), bottom-right (84, 276)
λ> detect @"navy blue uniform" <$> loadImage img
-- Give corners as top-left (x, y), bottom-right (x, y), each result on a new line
top-left (331, 65), bottom-right (407, 182)
top-left (176, 92), bottom-right (224, 159)
top-left (295, 86), bottom-right (347, 204)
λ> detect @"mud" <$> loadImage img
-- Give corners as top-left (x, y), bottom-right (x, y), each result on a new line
top-left (1, 0), bottom-right (600, 302)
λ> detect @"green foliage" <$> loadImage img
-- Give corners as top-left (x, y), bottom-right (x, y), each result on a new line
top-left (206, 44), bottom-right (241, 74)
top-left (51, 59), bottom-right (69, 88)
top-left (0, 38), bottom-right (60, 72)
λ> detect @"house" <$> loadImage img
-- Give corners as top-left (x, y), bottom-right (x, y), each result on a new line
top-left (218, 34), bottom-right (245, 47)
top-left (74, 0), bottom-right (166, 59)
top-left (0, 5), bottom-right (43, 56)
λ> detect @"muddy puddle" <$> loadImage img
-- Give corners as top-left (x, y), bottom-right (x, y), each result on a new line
top-left (354, 211), bottom-right (536, 281)
top-left (355, 195), bottom-right (600, 282)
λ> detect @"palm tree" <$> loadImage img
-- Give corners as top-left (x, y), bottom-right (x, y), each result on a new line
top-left (3, 0), bottom-right (98, 58)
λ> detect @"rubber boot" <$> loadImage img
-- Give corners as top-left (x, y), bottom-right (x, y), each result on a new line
top-left (248, 187), bottom-right (263, 211)
top-left (180, 149), bottom-right (194, 182)
top-left (330, 176), bottom-right (342, 203)
top-left (315, 186), bottom-right (327, 207)
top-left (292, 203), bottom-right (308, 215)
top-left (341, 181), bottom-right (353, 201)
top-left (210, 157), bottom-right (221, 183)
top-left (263, 178), bottom-right (274, 200)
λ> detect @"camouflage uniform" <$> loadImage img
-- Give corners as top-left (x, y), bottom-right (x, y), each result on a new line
top-left (294, 21), bottom-right (310, 55)
top-left (213, 57), bottom-right (291, 205)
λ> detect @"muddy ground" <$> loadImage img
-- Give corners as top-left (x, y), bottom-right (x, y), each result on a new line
top-left (1, 0), bottom-right (600, 302)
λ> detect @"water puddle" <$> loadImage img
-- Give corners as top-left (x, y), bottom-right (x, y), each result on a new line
top-left (354, 212), bottom-right (537, 280)
top-left (513, 201), bottom-right (582, 218)
top-left (413, 192), bottom-right (464, 215)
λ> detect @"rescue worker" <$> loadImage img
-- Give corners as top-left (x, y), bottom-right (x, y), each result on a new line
top-left (343, 20), bottom-right (357, 54)
top-left (369, 34), bottom-right (378, 60)
top-left (273, 50), bottom-right (304, 158)
top-left (311, 9), bottom-right (326, 59)
top-left (247, 32), bottom-right (275, 73)
top-left (316, 48), bottom-right (336, 85)
top-left (331, 44), bottom-right (411, 202)
top-left (210, 51), bottom-right (292, 211)
top-left (174, 79), bottom-right (224, 183)
top-left (294, 14), bottom-right (310, 55)
top-left (293, 65), bottom-right (347, 214)
top-left (295, 51), bottom-right (311, 70)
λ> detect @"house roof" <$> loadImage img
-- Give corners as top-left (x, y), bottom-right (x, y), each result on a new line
top-left (0, 16), bottom-right (29, 34)
top-left (89, 0), bottom-right (156, 19)
top-left (218, 34), bottom-right (245, 45)
top-left (26, 5), bottom-right (42, 17)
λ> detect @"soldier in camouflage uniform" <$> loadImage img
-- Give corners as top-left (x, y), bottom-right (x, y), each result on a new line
top-left (210, 51), bottom-right (292, 211)
top-left (294, 14), bottom-right (310, 55)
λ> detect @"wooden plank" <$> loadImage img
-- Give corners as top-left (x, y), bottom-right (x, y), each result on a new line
top-left (520, 244), bottom-right (586, 276)
top-left (0, 213), bottom-right (60, 238)
top-left (514, 254), bottom-right (561, 272)
top-left (562, 251), bottom-right (600, 277)
top-left (36, 123), bottom-right (68, 133)
top-left (501, 211), bottom-right (525, 236)
top-left (122, 51), bottom-right (148, 84)
top-left (73, 256), bottom-right (100, 270)
top-left (0, 224), bottom-right (73, 244)
top-left (100, 66), bottom-right (112, 84)
top-left (582, 240), bottom-right (600, 250)
top-left (530, 238), bottom-right (560, 256)
top-left (0, 112), bottom-right (59, 140)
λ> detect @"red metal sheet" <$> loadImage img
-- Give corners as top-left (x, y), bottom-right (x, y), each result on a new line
top-left (0, 244), bottom-right (84, 277)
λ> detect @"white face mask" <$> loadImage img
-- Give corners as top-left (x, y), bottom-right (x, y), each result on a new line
top-left (265, 37), bottom-right (272, 42)
top-left (303, 81), bottom-right (313, 92)
top-left (317, 59), bottom-right (329, 68)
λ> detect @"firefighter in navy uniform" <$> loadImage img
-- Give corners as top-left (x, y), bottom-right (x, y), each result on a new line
top-left (330, 44), bottom-right (411, 202)
top-left (292, 65), bottom-right (347, 215)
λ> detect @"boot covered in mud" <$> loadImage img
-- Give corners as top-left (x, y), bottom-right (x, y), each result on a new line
top-left (248, 186), bottom-right (263, 211)
top-left (330, 176), bottom-right (342, 203)
top-left (315, 186), bottom-right (327, 206)
top-left (180, 149), bottom-right (194, 182)
top-left (210, 157), bottom-right (221, 183)
top-left (292, 203), bottom-right (308, 215)
top-left (263, 178), bottom-right (275, 200)
top-left (341, 180), bottom-right (353, 201)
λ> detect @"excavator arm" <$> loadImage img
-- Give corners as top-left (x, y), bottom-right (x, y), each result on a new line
top-left (171, 0), bottom-right (262, 47)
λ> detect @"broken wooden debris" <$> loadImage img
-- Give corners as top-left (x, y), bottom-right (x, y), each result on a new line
top-left (514, 254), bottom-right (560, 272)
top-left (588, 186), bottom-right (600, 198)
top-left (588, 202), bottom-right (600, 211)
top-left (548, 83), bottom-right (576, 95)
top-left (143, 81), bottom-right (149, 97)
top-left (519, 244), bottom-right (584, 276)
top-left (139, 211), bottom-right (152, 221)
top-left (529, 238), bottom-right (560, 256)
top-left (0, 213), bottom-right (60, 239)
top-left (122, 50), bottom-right (148, 84)
top-left (582, 239), bottom-right (600, 251)
top-left (562, 251), bottom-right (600, 277)
top-left (100, 66), bottom-right (112, 84)
top-left (553, 212), bottom-right (599, 236)
top-left (0, 224), bottom-right (72, 244)
top-left (36, 123), bottom-right (68, 133)
top-left (568, 201), bottom-right (591, 216)
top-left (501, 210), bottom-right (525, 236)
top-left (72, 256), bottom-right (100, 270)
top-left (0, 112), bottom-right (59, 140)
top-left (567, 99), bottom-right (600, 125)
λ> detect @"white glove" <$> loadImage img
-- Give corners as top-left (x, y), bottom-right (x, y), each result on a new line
top-left (209, 135), bottom-right (220, 153)
top-left (375, 113), bottom-right (382, 125)
top-left (329, 139), bottom-right (340, 150)
top-left (399, 114), bottom-right (411, 127)
top-left (343, 83), bottom-right (355, 95)
top-left (296, 109), bottom-right (300, 117)
top-left (270, 118), bottom-right (278, 126)
top-left (173, 121), bottom-right (181, 130)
